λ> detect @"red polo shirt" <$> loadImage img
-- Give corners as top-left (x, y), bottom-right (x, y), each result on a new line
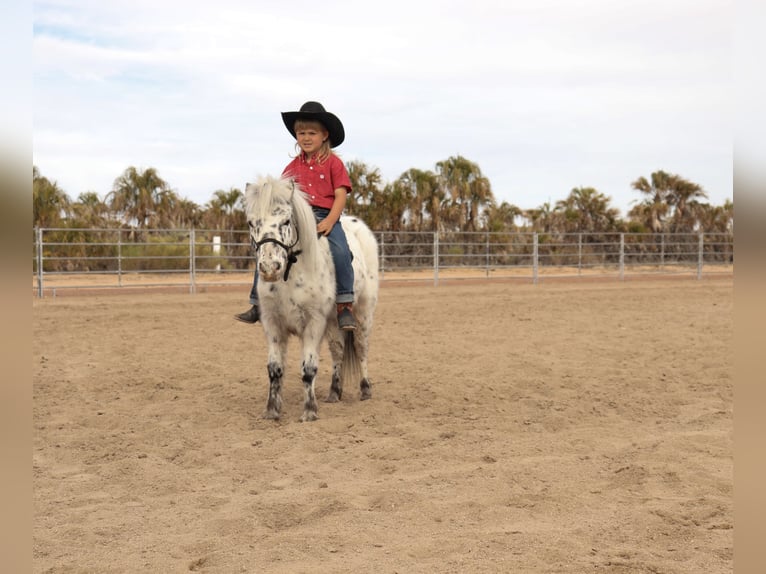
top-left (281, 153), bottom-right (352, 210)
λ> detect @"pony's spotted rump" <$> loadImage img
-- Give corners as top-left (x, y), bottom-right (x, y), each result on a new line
top-left (245, 176), bottom-right (379, 422)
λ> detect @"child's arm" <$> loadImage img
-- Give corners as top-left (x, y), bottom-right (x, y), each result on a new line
top-left (317, 187), bottom-right (349, 236)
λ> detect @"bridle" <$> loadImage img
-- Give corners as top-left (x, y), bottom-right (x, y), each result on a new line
top-left (252, 226), bottom-right (302, 281)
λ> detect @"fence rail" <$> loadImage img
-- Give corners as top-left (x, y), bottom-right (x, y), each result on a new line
top-left (32, 227), bottom-right (734, 297)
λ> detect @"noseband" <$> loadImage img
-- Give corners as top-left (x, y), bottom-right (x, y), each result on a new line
top-left (252, 229), bottom-right (302, 281)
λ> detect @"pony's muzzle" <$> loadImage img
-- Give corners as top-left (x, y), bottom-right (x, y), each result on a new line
top-left (253, 234), bottom-right (300, 282)
top-left (258, 259), bottom-right (282, 282)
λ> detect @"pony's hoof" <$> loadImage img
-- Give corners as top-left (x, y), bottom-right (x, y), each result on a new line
top-left (300, 411), bottom-right (319, 422)
top-left (360, 391), bottom-right (372, 401)
top-left (325, 392), bottom-right (341, 403)
top-left (263, 410), bottom-right (281, 420)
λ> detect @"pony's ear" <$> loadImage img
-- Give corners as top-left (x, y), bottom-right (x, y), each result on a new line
top-left (244, 182), bottom-right (258, 215)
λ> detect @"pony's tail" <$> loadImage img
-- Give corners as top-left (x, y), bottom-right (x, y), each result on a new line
top-left (340, 331), bottom-right (362, 392)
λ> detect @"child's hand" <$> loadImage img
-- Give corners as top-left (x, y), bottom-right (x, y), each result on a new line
top-left (316, 218), bottom-right (335, 236)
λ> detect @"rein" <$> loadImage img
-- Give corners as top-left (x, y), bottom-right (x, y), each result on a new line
top-left (252, 231), bottom-right (302, 281)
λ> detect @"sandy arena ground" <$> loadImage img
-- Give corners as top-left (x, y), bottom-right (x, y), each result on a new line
top-left (32, 279), bottom-right (733, 573)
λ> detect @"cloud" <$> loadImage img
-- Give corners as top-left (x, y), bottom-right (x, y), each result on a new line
top-left (33, 0), bottom-right (733, 214)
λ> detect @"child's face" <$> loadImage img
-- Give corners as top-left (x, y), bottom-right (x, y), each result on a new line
top-left (295, 121), bottom-right (328, 156)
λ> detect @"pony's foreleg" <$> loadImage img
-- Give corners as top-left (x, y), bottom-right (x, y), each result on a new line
top-left (264, 361), bottom-right (283, 419)
top-left (299, 329), bottom-right (324, 422)
top-left (264, 343), bottom-right (286, 420)
top-left (300, 360), bottom-right (319, 422)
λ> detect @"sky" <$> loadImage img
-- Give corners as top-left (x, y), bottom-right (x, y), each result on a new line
top-left (32, 0), bottom-right (733, 217)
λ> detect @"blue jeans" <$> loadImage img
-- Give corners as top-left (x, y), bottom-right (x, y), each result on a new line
top-left (249, 207), bottom-right (355, 305)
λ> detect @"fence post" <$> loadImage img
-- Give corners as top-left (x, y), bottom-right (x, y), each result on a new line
top-left (190, 228), bottom-right (196, 294)
top-left (433, 232), bottom-right (439, 286)
top-left (697, 233), bottom-right (703, 280)
top-left (117, 231), bottom-right (123, 287)
top-left (578, 233), bottom-right (582, 276)
top-left (533, 233), bottom-right (538, 285)
top-left (213, 235), bottom-right (221, 272)
top-left (36, 227), bottom-right (43, 298)
top-left (379, 233), bottom-right (385, 280)
top-left (485, 231), bottom-right (490, 278)
top-left (619, 233), bottom-right (625, 281)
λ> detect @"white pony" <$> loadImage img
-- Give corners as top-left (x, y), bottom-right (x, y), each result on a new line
top-left (244, 176), bottom-right (379, 422)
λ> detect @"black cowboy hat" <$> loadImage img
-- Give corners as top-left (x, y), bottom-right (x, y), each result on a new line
top-left (281, 101), bottom-right (345, 148)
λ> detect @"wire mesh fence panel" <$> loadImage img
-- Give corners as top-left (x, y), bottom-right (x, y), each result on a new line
top-left (377, 231), bottom-right (437, 271)
top-left (32, 228), bottom-right (734, 296)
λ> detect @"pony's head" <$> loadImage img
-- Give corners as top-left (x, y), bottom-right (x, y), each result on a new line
top-left (245, 176), bottom-right (317, 282)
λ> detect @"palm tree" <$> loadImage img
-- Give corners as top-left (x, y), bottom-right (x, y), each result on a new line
top-left (523, 201), bottom-right (558, 234)
top-left (33, 166), bottom-right (71, 227)
top-left (394, 168), bottom-right (439, 231)
top-left (422, 172), bottom-right (446, 233)
top-left (555, 187), bottom-right (620, 233)
top-left (152, 188), bottom-right (186, 229)
top-left (466, 173), bottom-right (493, 232)
top-left (210, 188), bottom-right (243, 224)
top-left (626, 203), bottom-right (655, 233)
top-left (721, 198), bottom-right (734, 234)
top-left (694, 199), bottom-right (733, 234)
top-left (630, 171), bottom-right (674, 233)
top-left (345, 160), bottom-right (384, 223)
top-left (484, 201), bottom-right (522, 232)
top-left (667, 178), bottom-right (708, 232)
top-left (70, 191), bottom-right (111, 228)
top-left (204, 187), bottom-right (244, 248)
top-left (381, 180), bottom-right (414, 232)
top-left (169, 197), bottom-right (203, 229)
top-left (435, 155), bottom-right (493, 232)
top-left (630, 170), bottom-right (706, 233)
top-left (436, 156), bottom-right (470, 230)
top-left (106, 166), bottom-right (171, 236)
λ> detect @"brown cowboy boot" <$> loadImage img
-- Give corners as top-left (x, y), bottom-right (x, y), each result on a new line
top-left (337, 303), bottom-right (357, 331)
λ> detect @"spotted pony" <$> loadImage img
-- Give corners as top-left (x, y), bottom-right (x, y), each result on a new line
top-left (244, 176), bottom-right (379, 422)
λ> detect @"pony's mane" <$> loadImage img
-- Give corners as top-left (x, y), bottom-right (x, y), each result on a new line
top-left (246, 176), bottom-right (318, 269)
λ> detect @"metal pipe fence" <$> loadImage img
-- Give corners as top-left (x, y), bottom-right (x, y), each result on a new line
top-left (32, 227), bottom-right (734, 297)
